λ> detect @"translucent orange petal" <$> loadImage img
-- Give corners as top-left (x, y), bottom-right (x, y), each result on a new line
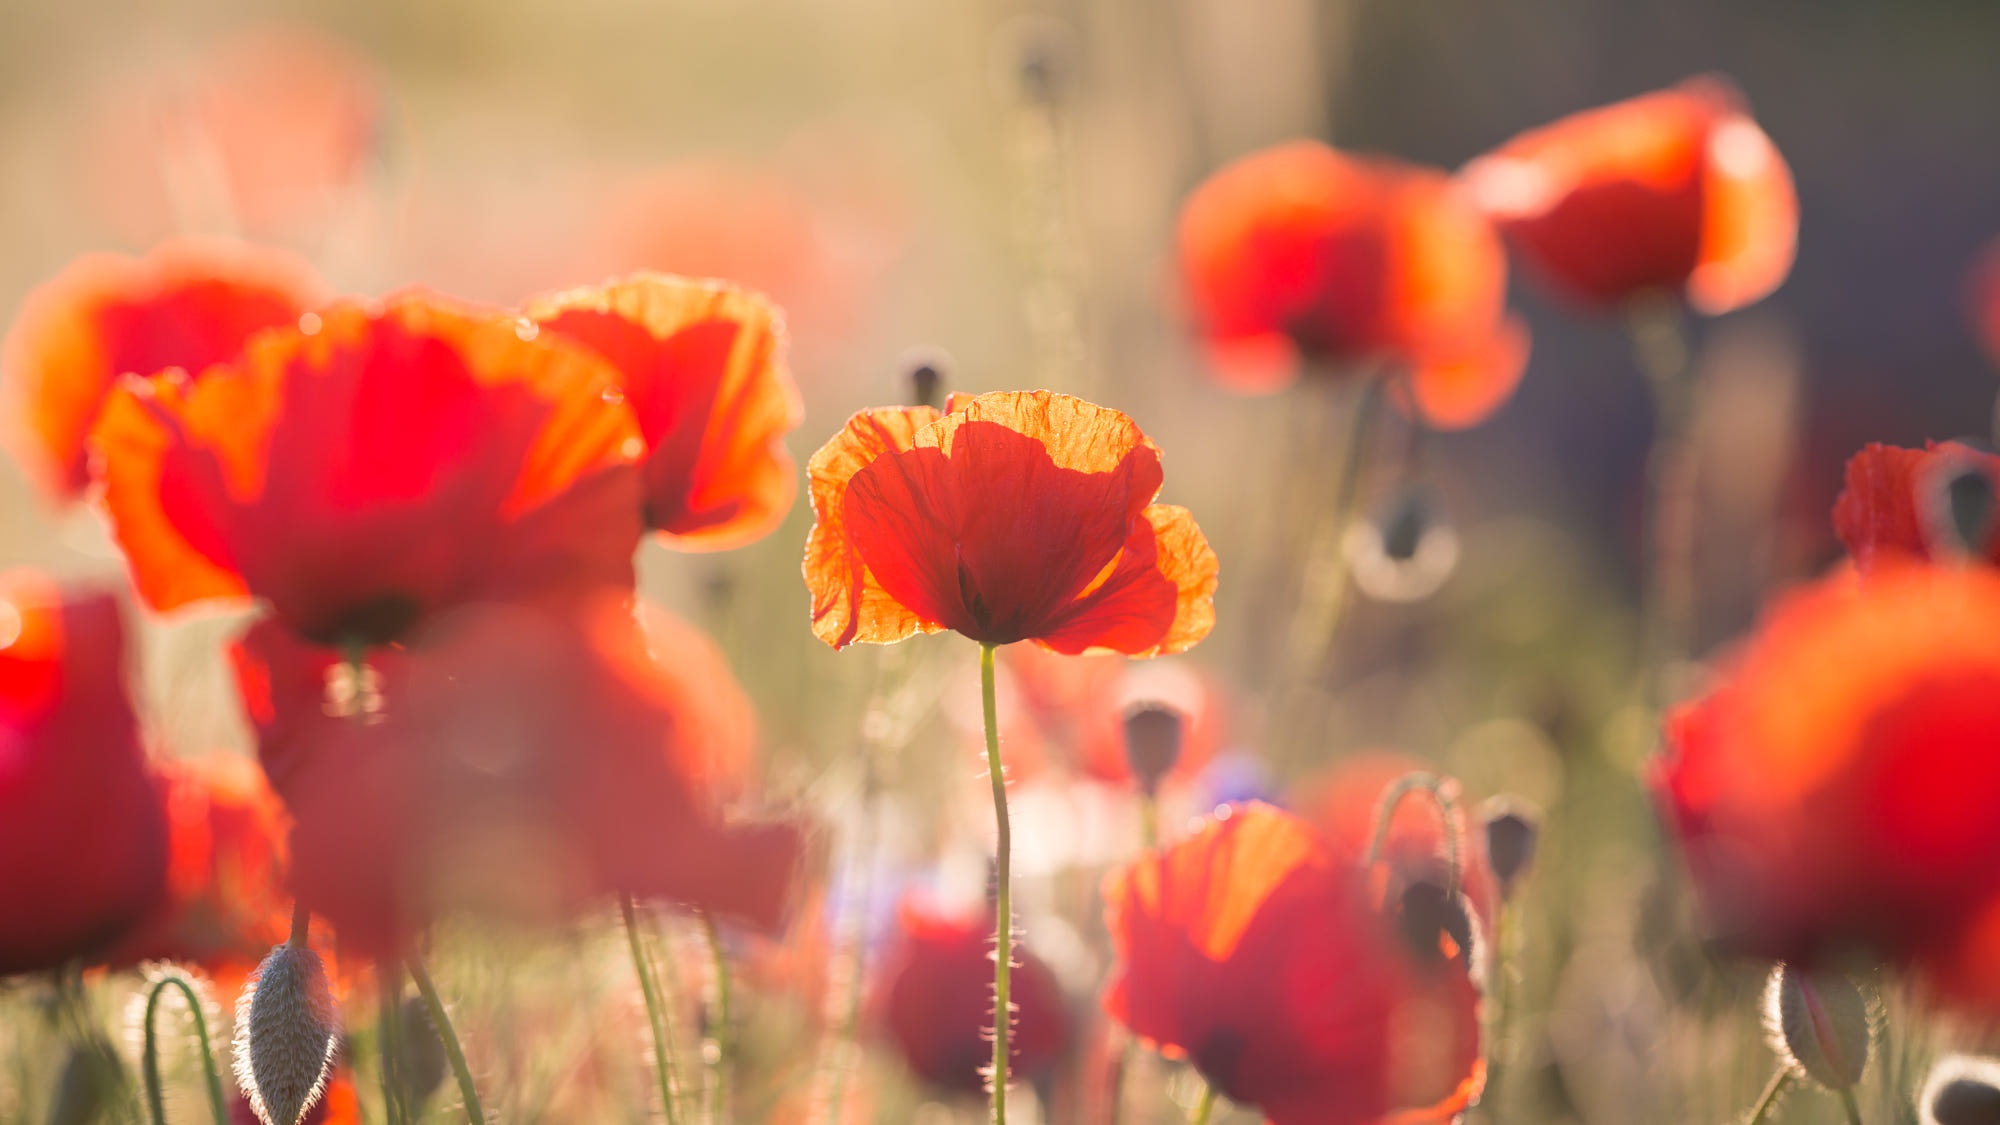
top-left (1689, 108), bottom-right (1798, 315)
top-left (528, 273), bottom-right (803, 550)
top-left (803, 405), bottom-right (942, 649)
top-left (1405, 315), bottom-right (1530, 431)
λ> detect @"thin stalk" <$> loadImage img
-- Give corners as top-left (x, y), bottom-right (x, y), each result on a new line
top-left (407, 956), bottom-right (484, 1123)
top-left (1629, 299), bottom-right (1698, 711)
top-left (379, 964), bottom-right (406, 1125)
top-left (1745, 1067), bottom-right (1794, 1125)
top-left (1480, 904), bottom-right (1516, 1118)
top-left (1189, 1083), bottom-right (1219, 1125)
top-left (288, 902), bottom-right (310, 949)
top-left (700, 913), bottom-right (733, 1125)
top-left (1363, 771), bottom-right (1462, 901)
top-left (981, 641), bottom-right (1013, 1125)
top-left (1836, 1085), bottom-right (1865, 1125)
top-left (817, 756), bottom-right (882, 1125)
top-left (623, 896), bottom-right (683, 1125)
top-left (141, 971), bottom-right (229, 1125)
top-left (1107, 793), bottom-right (1163, 1125)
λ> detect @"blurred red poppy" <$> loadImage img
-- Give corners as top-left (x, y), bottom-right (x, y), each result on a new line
top-left (1462, 76), bottom-right (1796, 315)
top-left (1298, 752), bottom-right (1500, 928)
top-left (872, 897), bottom-right (1070, 1097)
top-left (93, 292), bottom-right (645, 647)
top-left (102, 753), bottom-right (291, 975)
top-left (1651, 564), bottom-right (2000, 1010)
top-left (1, 239), bottom-right (324, 502)
top-left (0, 574), bottom-right (167, 975)
top-left (1101, 802), bottom-right (1483, 1125)
top-left (1178, 141), bottom-right (1529, 429)
top-left (527, 274), bottom-right (802, 551)
top-left (229, 594), bottom-right (802, 956)
top-left (804, 391), bottom-right (1218, 655)
top-left (1972, 237), bottom-right (2000, 372)
top-left (1832, 441), bottom-right (2000, 570)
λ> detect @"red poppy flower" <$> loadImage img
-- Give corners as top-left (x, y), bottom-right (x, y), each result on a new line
top-left (1177, 141), bottom-right (1529, 429)
top-left (872, 897), bottom-right (1070, 1096)
top-left (229, 593), bottom-right (802, 956)
top-left (1462, 76), bottom-right (1796, 314)
top-left (804, 391), bottom-right (1218, 655)
top-left (1650, 564), bottom-right (2000, 1010)
top-left (526, 274), bottom-right (802, 550)
top-left (0, 574), bottom-right (167, 975)
top-left (93, 292), bottom-right (645, 648)
top-left (1, 239), bottom-right (324, 502)
top-left (1102, 802), bottom-right (1483, 1125)
top-left (1299, 752), bottom-right (1501, 928)
top-left (1832, 441), bottom-right (2000, 570)
top-left (102, 753), bottom-right (292, 974)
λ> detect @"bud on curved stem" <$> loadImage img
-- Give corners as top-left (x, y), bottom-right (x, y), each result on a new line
top-left (232, 944), bottom-right (340, 1125)
top-left (141, 968), bottom-right (230, 1125)
top-left (1363, 771), bottom-right (1462, 902)
top-left (1764, 962), bottom-right (1873, 1125)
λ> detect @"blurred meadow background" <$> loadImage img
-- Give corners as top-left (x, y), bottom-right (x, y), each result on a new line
top-left (4, 0), bottom-right (2000, 1123)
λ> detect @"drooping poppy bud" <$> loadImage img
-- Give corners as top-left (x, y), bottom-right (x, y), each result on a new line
top-left (1480, 798), bottom-right (1540, 901)
top-left (1764, 962), bottom-right (1872, 1093)
top-left (1923, 1055), bottom-right (2000, 1125)
top-left (1345, 485), bottom-right (1461, 603)
top-left (1120, 703), bottom-right (1185, 796)
top-left (233, 943), bottom-right (340, 1125)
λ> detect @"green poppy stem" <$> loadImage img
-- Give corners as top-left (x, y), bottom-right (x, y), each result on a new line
top-left (1836, 1085), bottom-right (1866, 1125)
top-left (700, 912), bottom-right (733, 1124)
top-left (1628, 297), bottom-right (1697, 710)
top-left (406, 955), bottom-right (484, 1124)
top-left (1745, 1066), bottom-right (1794, 1125)
top-left (378, 963), bottom-right (406, 1125)
top-left (140, 970), bottom-right (230, 1125)
top-left (622, 895), bottom-right (683, 1125)
top-left (981, 641), bottom-right (1013, 1125)
top-left (1189, 1083), bottom-right (1219, 1125)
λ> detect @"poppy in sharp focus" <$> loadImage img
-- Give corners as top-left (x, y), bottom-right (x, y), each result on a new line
top-left (230, 593), bottom-right (802, 956)
top-left (803, 390), bottom-right (1218, 655)
top-left (1, 239), bottom-right (324, 502)
top-left (93, 292), bottom-right (645, 649)
top-left (0, 574), bottom-right (167, 976)
top-left (527, 273), bottom-right (803, 550)
top-left (1102, 801), bottom-right (1484, 1124)
top-left (1832, 441), bottom-right (2000, 570)
top-left (1650, 564), bottom-right (2000, 1011)
top-left (1177, 141), bottom-right (1529, 429)
top-left (872, 897), bottom-right (1070, 1097)
top-left (103, 753), bottom-right (293, 976)
top-left (1461, 75), bottom-right (1796, 315)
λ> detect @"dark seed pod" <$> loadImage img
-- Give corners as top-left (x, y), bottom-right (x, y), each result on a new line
top-left (1479, 797), bottom-right (1540, 900)
top-left (1121, 703), bottom-right (1185, 796)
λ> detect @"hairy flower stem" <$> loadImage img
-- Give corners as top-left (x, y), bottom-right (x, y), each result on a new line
top-left (1629, 298), bottom-right (1698, 711)
top-left (622, 895), bottom-right (683, 1125)
top-left (1364, 771), bottom-right (1463, 901)
top-left (700, 912), bottom-right (733, 1125)
top-left (1837, 1086), bottom-right (1865, 1125)
top-left (1189, 1083), bottom-right (1219, 1125)
top-left (141, 971), bottom-right (229, 1125)
top-left (406, 956), bottom-right (484, 1124)
top-left (1745, 1066), bottom-right (1794, 1125)
top-left (981, 642), bottom-right (1014, 1125)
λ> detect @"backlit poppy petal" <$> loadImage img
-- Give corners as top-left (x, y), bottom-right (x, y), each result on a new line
top-left (528, 274), bottom-right (802, 550)
top-left (0, 574), bottom-right (167, 975)
top-left (95, 293), bottom-right (644, 646)
top-left (1, 239), bottom-right (323, 502)
top-left (803, 404), bottom-right (943, 649)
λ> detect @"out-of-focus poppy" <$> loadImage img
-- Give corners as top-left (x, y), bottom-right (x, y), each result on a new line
top-left (1971, 238), bottom-right (2000, 372)
top-left (871, 897), bottom-right (1070, 1097)
top-left (229, 594), bottom-right (802, 957)
top-left (1177, 141), bottom-right (1530, 429)
top-left (526, 274), bottom-right (802, 551)
top-left (1832, 441), bottom-right (2000, 570)
top-left (1, 239), bottom-right (324, 502)
top-left (803, 391), bottom-right (1218, 655)
top-left (83, 25), bottom-right (388, 244)
top-left (1462, 76), bottom-right (1796, 315)
top-left (1299, 752), bottom-right (1501, 929)
top-left (1650, 564), bottom-right (2000, 1010)
top-left (0, 575), bottom-right (167, 975)
top-left (1101, 801), bottom-right (1483, 1125)
top-left (102, 753), bottom-right (291, 976)
top-left (93, 292), bottom-right (645, 648)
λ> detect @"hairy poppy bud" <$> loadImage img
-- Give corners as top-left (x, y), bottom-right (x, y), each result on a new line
top-left (1121, 703), bottom-right (1185, 796)
top-left (233, 944), bottom-right (340, 1125)
top-left (1480, 798), bottom-right (1540, 900)
top-left (1923, 1055), bottom-right (2000, 1125)
top-left (1764, 963), bottom-right (1871, 1092)
top-left (902, 346), bottom-right (950, 409)
top-left (1921, 452), bottom-right (1998, 559)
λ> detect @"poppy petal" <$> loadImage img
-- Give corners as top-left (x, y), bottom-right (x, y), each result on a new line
top-left (803, 405), bottom-right (943, 649)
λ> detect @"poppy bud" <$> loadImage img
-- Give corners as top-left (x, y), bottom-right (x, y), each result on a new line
top-left (1009, 18), bottom-right (1072, 106)
top-left (395, 995), bottom-right (448, 1114)
top-left (902, 347), bottom-right (950, 410)
top-left (1920, 452), bottom-right (1998, 559)
top-left (1394, 880), bottom-right (1476, 970)
top-left (1480, 798), bottom-right (1540, 900)
top-left (233, 944), bottom-right (340, 1125)
top-left (1922, 1055), bottom-right (2000, 1125)
top-left (1763, 963), bottom-right (1871, 1093)
top-left (1122, 703), bottom-right (1185, 796)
